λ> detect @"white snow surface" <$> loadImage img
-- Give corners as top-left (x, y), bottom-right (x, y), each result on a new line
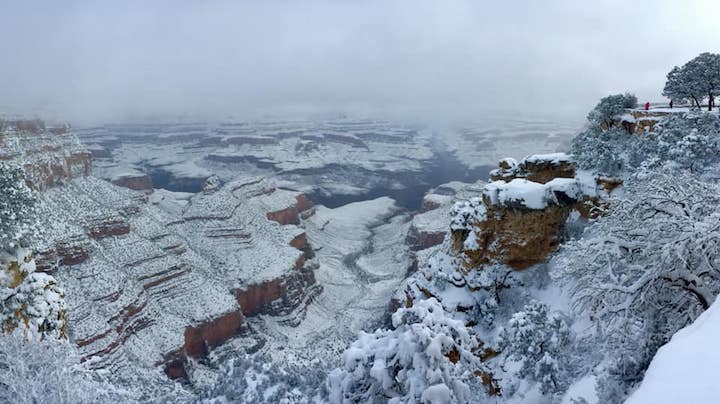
top-left (483, 179), bottom-right (550, 209)
top-left (523, 152), bottom-right (572, 164)
top-left (483, 176), bottom-right (587, 210)
top-left (627, 296), bottom-right (720, 404)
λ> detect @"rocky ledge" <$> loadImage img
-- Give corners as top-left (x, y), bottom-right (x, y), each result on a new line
top-left (453, 153), bottom-right (615, 270)
top-left (0, 119), bottom-right (91, 190)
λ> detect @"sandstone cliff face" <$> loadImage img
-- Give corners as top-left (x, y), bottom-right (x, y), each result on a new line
top-left (111, 173), bottom-right (153, 191)
top-left (0, 120), bottom-right (91, 190)
top-left (462, 205), bottom-right (570, 270)
top-left (266, 194), bottom-right (315, 225)
top-left (35, 236), bottom-right (92, 272)
top-left (453, 154), bottom-right (607, 271)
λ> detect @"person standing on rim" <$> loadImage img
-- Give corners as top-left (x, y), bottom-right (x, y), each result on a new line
top-left (645, 101), bottom-right (650, 110)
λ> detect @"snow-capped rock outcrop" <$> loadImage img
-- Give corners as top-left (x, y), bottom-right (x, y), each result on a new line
top-left (453, 154), bottom-right (603, 270)
top-left (490, 153), bottom-right (575, 184)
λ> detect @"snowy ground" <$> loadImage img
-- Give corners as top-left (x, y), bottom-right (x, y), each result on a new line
top-left (626, 296), bottom-right (720, 404)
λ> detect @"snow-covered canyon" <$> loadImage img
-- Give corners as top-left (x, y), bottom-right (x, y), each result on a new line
top-left (1, 116), bottom-right (578, 398)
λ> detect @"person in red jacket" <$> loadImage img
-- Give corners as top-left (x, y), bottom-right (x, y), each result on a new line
top-left (644, 102), bottom-right (650, 110)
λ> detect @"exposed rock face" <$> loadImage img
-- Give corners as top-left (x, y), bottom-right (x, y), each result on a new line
top-left (455, 154), bottom-right (606, 270)
top-left (85, 216), bottom-right (131, 240)
top-left (1, 120), bottom-right (91, 190)
top-left (266, 194), bottom-right (315, 225)
top-left (462, 205), bottom-right (570, 270)
top-left (35, 236), bottom-right (92, 272)
top-left (407, 226), bottom-right (446, 251)
top-left (420, 198), bottom-right (442, 213)
top-left (490, 153), bottom-right (574, 184)
top-left (617, 110), bottom-right (671, 134)
top-left (596, 176), bottom-right (624, 193)
top-left (111, 173), bottom-right (153, 191)
top-left (163, 310), bottom-right (245, 379)
top-left (236, 266), bottom-right (317, 317)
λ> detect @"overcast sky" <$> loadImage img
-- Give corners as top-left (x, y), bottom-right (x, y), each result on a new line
top-left (1, 0), bottom-right (719, 124)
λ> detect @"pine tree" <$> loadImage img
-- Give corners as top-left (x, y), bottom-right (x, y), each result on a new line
top-left (551, 169), bottom-right (720, 399)
top-left (0, 163), bottom-right (38, 252)
top-left (326, 298), bottom-right (487, 403)
top-left (0, 163), bottom-right (66, 339)
top-left (498, 301), bottom-right (573, 396)
top-left (662, 53), bottom-right (720, 110)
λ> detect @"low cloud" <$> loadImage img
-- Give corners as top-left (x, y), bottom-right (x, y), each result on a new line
top-left (1, 0), bottom-right (718, 124)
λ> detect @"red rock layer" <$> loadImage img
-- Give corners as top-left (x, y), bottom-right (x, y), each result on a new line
top-left (85, 217), bottom-right (131, 240)
top-left (266, 195), bottom-right (315, 225)
top-left (111, 174), bottom-right (153, 191)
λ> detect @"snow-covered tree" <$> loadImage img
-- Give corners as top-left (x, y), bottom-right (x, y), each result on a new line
top-left (201, 354), bottom-right (325, 403)
top-left (0, 163), bottom-right (38, 252)
top-left (498, 301), bottom-right (573, 396)
top-left (571, 93), bottom-right (651, 176)
top-left (663, 53), bottom-right (720, 110)
top-left (571, 125), bottom-right (650, 176)
top-left (551, 169), bottom-right (720, 399)
top-left (586, 93), bottom-right (637, 128)
top-left (326, 298), bottom-right (487, 404)
top-left (0, 331), bottom-right (137, 403)
top-left (0, 250), bottom-right (67, 338)
top-left (652, 111), bottom-right (720, 173)
top-left (663, 66), bottom-right (699, 107)
top-left (0, 164), bottom-right (67, 339)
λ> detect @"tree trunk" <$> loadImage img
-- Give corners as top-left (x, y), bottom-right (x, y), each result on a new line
top-left (709, 93), bottom-right (713, 111)
top-left (692, 95), bottom-right (701, 108)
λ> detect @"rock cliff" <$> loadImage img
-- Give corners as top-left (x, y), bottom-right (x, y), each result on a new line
top-left (455, 153), bottom-right (607, 270)
top-left (4, 125), bottom-right (321, 381)
top-left (0, 119), bottom-right (91, 190)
